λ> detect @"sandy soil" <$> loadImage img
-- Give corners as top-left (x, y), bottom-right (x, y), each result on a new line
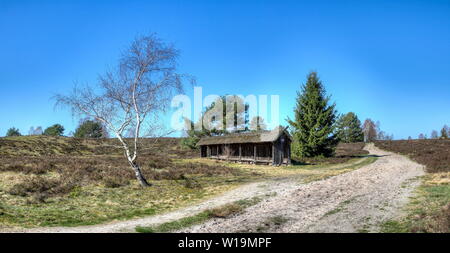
top-left (3, 143), bottom-right (424, 233)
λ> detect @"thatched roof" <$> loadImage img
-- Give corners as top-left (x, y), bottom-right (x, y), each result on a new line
top-left (197, 126), bottom-right (291, 146)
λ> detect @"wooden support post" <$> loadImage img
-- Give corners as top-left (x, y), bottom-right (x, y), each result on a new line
top-left (272, 143), bottom-right (275, 165)
top-left (287, 143), bottom-right (291, 165)
top-left (253, 145), bottom-right (257, 163)
top-left (239, 144), bottom-right (242, 161)
top-left (207, 146), bottom-right (210, 157)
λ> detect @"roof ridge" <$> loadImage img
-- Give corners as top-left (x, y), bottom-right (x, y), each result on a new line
top-left (197, 127), bottom-right (291, 146)
top-left (203, 130), bottom-right (268, 138)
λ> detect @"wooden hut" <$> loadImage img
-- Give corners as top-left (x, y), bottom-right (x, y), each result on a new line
top-left (197, 126), bottom-right (292, 166)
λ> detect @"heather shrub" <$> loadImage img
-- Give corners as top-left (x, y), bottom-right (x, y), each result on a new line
top-left (8, 176), bottom-right (59, 197)
top-left (375, 140), bottom-right (450, 173)
top-left (0, 160), bottom-right (55, 175)
top-left (2, 137), bottom-right (240, 201)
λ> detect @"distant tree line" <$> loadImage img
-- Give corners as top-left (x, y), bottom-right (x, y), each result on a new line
top-left (4, 118), bottom-right (109, 138)
top-left (417, 125), bottom-right (450, 140)
top-left (361, 119), bottom-right (394, 142)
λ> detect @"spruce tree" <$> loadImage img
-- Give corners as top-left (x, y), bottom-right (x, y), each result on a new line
top-left (288, 72), bottom-right (338, 157)
top-left (336, 112), bottom-right (364, 143)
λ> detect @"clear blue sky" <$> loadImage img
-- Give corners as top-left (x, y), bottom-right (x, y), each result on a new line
top-left (1, 0), bottom-right (449, 139)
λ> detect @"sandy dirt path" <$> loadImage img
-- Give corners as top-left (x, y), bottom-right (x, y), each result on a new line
top-left (180, 143), bottom-right (425, 233)
top-left (3, 144), bottom-right (424, 233)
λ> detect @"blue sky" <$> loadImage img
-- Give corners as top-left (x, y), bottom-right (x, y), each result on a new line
top-left (0, 0), bottom-right (449, 139)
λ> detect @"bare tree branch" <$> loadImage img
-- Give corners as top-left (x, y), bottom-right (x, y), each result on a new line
top-left (54, 33), bottom-right (190, 187)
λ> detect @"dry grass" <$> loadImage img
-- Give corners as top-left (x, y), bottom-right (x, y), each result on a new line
top-left (179, 154), bottom-right (374, 182)
top-left (209, 203), bottom-right (243, 218)
top-left (0, 136), bottom-right (198, 158)
top-left (136, 199), bottom-right (260, 233)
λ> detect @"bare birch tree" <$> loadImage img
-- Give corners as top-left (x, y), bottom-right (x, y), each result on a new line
top-left (55, 34), bottom-right (188, 187)
top-left (362, 118), bottom-right (377, 142)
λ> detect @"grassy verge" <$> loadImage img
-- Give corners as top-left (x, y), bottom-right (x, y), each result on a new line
top-left (179, 156), bottom-right (376, 181)
top-left (135, 210), bottom-right (212, 233)
top-left (136, 197), bottom-right (262, 233)
top-left (299, 156), bottom-right (378, 183)
top-left (322, 197), bottom-right (357, 217)
top-left (380, 173), bottom-right (450, 233)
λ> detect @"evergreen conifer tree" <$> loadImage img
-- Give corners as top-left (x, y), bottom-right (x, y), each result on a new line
top-left (336, 112), bottom-right (364, 143)
top-left (288, 72), bottom-right (338, 157)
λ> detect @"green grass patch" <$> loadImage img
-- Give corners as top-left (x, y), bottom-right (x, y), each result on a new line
top-left (380, 220), bottom-right (410, 233)
top-left (136, 197), bottom-right (262, 233)
top-left (323, 207), bottom-right (345, 217)
top-left (0, 178), bottom-right (238, 228)
top-left (380, 177), bottom-right (450, 233)
top-left (322, 197), bottom-right (357, 218)
top-left (136, 210), bottom-right (212, 233)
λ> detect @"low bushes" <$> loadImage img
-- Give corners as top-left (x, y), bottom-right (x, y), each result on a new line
top-left (7, 175), bottom-right (80, 203)
top-left (375, 140), bottom-right (450, 173)
top-left (8, 176), bottom-right (59, 197)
